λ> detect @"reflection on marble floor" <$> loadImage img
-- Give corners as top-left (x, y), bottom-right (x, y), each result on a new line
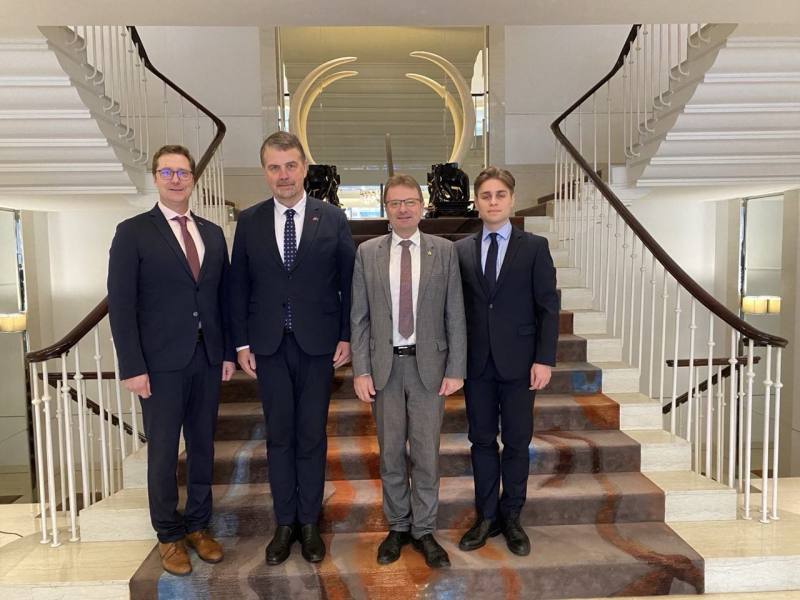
top-left (0, 478), bottom-right (799, 599)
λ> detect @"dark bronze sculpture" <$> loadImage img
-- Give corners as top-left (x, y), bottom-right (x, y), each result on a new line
top-left (304, 164), bottom-right (341, 206)
top-left (426, 162), bottom-right (476, 218)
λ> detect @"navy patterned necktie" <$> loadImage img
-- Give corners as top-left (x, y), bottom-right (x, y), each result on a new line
top-left (485, 232), bottom-right (499, 293)
top-left (283, 208), bottom-right (297, 330)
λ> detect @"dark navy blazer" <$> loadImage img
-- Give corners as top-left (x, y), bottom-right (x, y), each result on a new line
top-left (455, 226), bottom-right (560, 381)
top-left (107, 205), bottom-right (234, 380)
top-left (229, 196), bottom-right (355, 357)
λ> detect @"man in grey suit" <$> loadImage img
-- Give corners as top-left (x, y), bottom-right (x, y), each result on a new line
top-left (351, 174), bottom-right (467, 568)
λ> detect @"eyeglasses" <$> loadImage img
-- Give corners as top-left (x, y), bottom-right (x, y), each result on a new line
top-left (385, 198), bottom-right (421, 210)
top-left (156, 168), bottom-right (193, 181)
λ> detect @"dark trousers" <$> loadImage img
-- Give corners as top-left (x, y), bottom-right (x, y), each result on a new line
top-left (140, 339), bottom-right (221, 543)
top-left (464, 354), bottom-right (534, 521)
top-left (256, 333), bottom-right (334, 526)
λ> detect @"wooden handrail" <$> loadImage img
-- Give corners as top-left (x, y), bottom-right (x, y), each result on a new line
top-left (25, 27), bottom-right (226, 365)
top-left (665, 356), bottom-right (760, 368)
top-left (56, 378), bottom-right (146, 443)
top-left (663, 355), bottom-right (761, 414)
top-left (550, 25), bottom-right (788, 350)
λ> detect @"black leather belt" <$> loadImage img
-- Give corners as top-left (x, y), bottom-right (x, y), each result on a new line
top-left (393, 344), bottom-right (416, 356)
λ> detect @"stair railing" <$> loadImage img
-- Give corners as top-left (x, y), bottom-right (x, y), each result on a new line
top-left (550, 24), bottom-right (788, 523)
top-left (25, 26), bottom-right (226, 547)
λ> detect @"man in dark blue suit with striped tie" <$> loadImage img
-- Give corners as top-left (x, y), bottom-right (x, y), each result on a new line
top-left (229, 131), bottom-right (355, 565)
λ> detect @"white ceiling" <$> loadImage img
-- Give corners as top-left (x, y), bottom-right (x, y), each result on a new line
top-left (4, 0), bottom-right (800, 26)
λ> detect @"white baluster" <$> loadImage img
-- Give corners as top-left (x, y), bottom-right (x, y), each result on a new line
top-left (716, 363), bottom-right (724, 480)
top-left (93, 328), bottom-right (110, 499)
top-left (744, 339), bottom-right (755, 519)
top-left (728, 331), bottom-right (739, 488)
top-left (73, 347), bottom-right (89, 509)
top-left (627, 236), bottom-right (637, 364)
top-left (636, 249), bottom-right (647, 369)
top-left (705, 317), bottom-right (715, 477)
top-left (771, 347), bottom-right (782, 520)
top-left (760, 346), bottom-right (773, 523)
top-left (737, 356), bottom-right (745, 493)
top-left (657, 270), bottom-right (669, 407)
top-left (686, 300), bottom-right (697, 443)
top-left (55, 379), bottom-right (66, 522)
top-left (611, 214), bottom-right (621, 335)
top-left (112, 343), bottom-right (127, 462)
top-left (44, 363), bottom-right (63, 546)
top-left (647, 257), bottom-right (657, 398)
top-left (87, 380), bottom-right (95, 506)
top-left (163, 81), bottom-right (170, 145)
top-left (619, 225), bottom-right (629, 340)
top-left (131, 392), bottom-right (141, 452)
top-left (669, 285), bottom-right (682, 433)
top-left (29, 363), bottom-right (49, 544)
top-left (60, 353), bottom-right (78, 541)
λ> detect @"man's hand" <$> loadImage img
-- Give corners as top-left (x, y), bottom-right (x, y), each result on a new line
top-left (122, 373), bottom-right (151, 399)
top-left (332, 341), bottom-right (352, 369)
top-left (354, 374), bottom-right (376, 403)
top-left (438, 377), bottom-right (464, 397)
top-left (530, 363), bottom-right (552, 390)
top-left (221, 360), bottom-right (236, 382)
top-left (237, 348), bottom-right (257, 379)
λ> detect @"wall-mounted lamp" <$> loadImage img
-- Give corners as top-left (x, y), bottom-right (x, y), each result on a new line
top-left (741, 296), bottom-right (781, 315)
top-left (0, 312), bottom-right (27, 333)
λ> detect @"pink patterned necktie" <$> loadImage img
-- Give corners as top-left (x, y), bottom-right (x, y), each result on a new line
top-left (172, 216), bottom-right (201, 281)
top-left (398, 239), bottom-right (414, 339)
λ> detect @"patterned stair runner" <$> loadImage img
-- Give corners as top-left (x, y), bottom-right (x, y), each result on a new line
top-left (130, 294), bottom-right (703, 599)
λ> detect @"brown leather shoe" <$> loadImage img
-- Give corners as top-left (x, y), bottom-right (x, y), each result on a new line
top-left (186, 529), bottom-right (224, 563)
top-left (158, 540), bottom-right (192, 576)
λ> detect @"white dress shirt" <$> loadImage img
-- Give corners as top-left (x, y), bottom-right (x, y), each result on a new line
top-left (274, 193), bottom-right (307, 261)
top-left (158, 202), bottom-right (206, 265)
top-left (389, 229), bottom-right (421, 346)
top-left (480, 220), bottom-right (512, 275)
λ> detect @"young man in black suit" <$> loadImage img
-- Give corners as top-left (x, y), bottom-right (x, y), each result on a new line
top-left (108, 145), bottom-right (236, 576)
top-left (229, 131), bottom-right (355, 565)
top-left (455, 167), bottom-right (560, 556)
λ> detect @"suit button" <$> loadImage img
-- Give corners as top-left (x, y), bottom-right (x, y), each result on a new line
top-left (192, 311), bottom-right (198, 317)
top-left (489, 304), bottom-right (493, 309)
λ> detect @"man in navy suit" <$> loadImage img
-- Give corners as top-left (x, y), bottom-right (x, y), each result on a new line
top-left (455, 167), bottom-right (559, 556)
top-left (230, 131), bottom-right (355, 565)
top-left (108, 145), bottom-right (236, 576)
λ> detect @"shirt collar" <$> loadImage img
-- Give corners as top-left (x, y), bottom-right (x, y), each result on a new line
top-left (392, 229), bottom-right (421, 247)
top-left (158, 201), bottom-right (192, 222)
top-left (482, 220), bottom-right (512, 242)
top-left (275, 193), bottom-right (307, 216)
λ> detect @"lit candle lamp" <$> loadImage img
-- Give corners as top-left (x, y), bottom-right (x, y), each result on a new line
top-left (0, 312), bottom-right (26, 333)
top-left (767, 296), bottom-right (781, 314)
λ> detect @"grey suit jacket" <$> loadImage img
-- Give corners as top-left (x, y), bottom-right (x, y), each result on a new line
top-left (351, 231), bottom-right (467, 393)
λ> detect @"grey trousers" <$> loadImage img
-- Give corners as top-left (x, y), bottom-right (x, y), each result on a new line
top-left (372, 354), bottom-right (445, 538)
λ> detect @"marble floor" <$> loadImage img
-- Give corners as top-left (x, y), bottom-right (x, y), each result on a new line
top-left (0, 479), bottom-right (799, 599)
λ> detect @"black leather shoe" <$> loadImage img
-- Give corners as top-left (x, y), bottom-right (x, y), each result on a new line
top-left (411, 534), bottom-right (451, 568)
top-left (501, 514), bottom-right (530, 556)
top-left (299, 523), bottom-right (326, 563)
top-left (377, 530), bottom-right (411, 565)
top-left (458, 517), bottom-right (502, 551)
top-left (265, 525), bottom-right (296, 565)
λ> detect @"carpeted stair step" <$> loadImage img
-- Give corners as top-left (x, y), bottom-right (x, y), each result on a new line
top-left (214, 394), bottom-right (620, 441)
top-left (184, 429), bottom-right (641, 485)
top-left (219, 360), bottom-right (602, 405)
top-left (204, 472), bottom-right (665, 537)
top-left (129, 523), bottom-right (703, 599)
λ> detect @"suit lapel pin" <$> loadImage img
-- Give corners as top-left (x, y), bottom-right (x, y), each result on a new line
top-left (426, 248), bottom-right (432, 256)
top-left (312, 216), bottom-right (319, 222)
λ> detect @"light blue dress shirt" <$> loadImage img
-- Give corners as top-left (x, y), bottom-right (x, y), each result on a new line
top-left (480, 220), bottom-right (513, 276)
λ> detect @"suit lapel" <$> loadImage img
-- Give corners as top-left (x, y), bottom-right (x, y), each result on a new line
top-left (417, 232), bottom-right (434, 310)
top-left (258, 199), bottom-right (284, 269)
top-left (376, 233), bottom-right (392, 313)
top-left (494, 227), bottom-right (523, 294)
top-left (149, 205), bottom-right (194, 281)
top-left (193, 214), bottom-right (213, 283)
top-left (473, 231), bottom-right (490, 298)
top-left (291, 198), bottom-right (321, 272)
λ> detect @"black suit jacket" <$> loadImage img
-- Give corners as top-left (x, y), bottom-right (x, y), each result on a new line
top-left (107, 205), bottom-right (234, 380)
top-left (229, 196), bottom-right (355, 356)
top-left (455, 226), bottom-right (560, 381)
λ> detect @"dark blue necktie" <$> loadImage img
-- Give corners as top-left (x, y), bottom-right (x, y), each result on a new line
top-left (283, 208), bottom-right (297, 330)
top-left (484, 232), bottom-right (498, 293)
